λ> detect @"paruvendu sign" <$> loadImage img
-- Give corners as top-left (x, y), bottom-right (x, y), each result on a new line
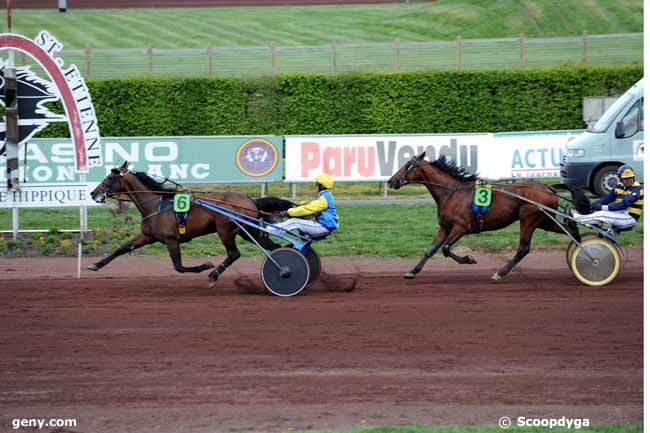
top-left (284, 131), bottom-right (582, 182)
top-left (0, 136), bottom-right (283, 184)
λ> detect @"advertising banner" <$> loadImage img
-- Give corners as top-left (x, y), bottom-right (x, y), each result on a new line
top-left (492, 131), bottom-right (582, 179)
top-left (0, 183), bottom-right (98, 208)
top-left (285, 131), bottom-right (582, 182)
top-left (0, 136), bottom-right (284, 184)
top-left (285, 134), bottom-right (489, 182)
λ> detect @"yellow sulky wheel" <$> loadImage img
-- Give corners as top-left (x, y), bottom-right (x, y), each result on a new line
top-left (565, 233), bottom-right (598, 266)
top-left (570, 238), bottom-right (621, 286)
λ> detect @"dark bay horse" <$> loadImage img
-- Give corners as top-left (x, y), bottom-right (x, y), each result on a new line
top-left (89, 161), bottom-right (293, 286)
top-left (388, 152), bottom-right (590, 280)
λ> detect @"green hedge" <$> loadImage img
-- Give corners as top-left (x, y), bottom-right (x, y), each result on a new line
top-left (42, 64), bottom-right (643, 137)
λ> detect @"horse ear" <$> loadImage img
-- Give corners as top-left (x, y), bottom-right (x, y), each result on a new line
top-left (118, 161), bottom-right (129, 174)
top-left (416, 152), bottom-right (426, 161)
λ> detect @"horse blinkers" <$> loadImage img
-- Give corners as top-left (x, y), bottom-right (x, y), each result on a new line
top-left (389, 157), bottom-right (420, 189)
top-left (91, 166), bottom-right (128, 203)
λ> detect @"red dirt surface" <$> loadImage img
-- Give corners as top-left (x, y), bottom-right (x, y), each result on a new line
top-left (0, 249), bottom-right (642, 433)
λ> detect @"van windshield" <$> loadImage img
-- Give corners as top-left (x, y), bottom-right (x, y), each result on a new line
top-left (589, 92), bottom-right (635, 133)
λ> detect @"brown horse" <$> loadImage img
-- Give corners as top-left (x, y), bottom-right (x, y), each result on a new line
top-left (89, 161), bottom-right (292, 286)
top-left (388, 152), bottom-right (590, 280)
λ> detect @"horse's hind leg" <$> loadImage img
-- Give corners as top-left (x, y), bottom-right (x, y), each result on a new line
top-left (441, 225), bottom-right (477, 264)
top-left (208, 227), bottom-right (241, 287)
top-left (166, 240), bottom-right (215, 273)
top-left (493, 215), bottom-right (539, 280)
top-left (405, 227), bottom-right (448, 279)
top-left (88, 233), bottom-right (153, 271)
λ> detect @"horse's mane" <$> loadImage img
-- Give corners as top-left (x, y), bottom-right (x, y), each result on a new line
top-left (429, 155), bottom-right (478, 182)
top-left (133, 172), bottom-right (178, 194)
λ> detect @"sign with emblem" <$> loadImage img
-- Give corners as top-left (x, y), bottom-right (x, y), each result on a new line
top-left (0, 136), bottom-right (284, 185)
top-left (235, 138), bottom-right (280, 177)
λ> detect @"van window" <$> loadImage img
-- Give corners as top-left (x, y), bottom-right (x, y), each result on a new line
top-left (619, 98), bottom-right (643, 138)
top-left (589, 92), bottom-right (634, 133)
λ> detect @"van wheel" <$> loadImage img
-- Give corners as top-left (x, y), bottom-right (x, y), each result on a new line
top-left (592, 165), bottom-right (620, 197)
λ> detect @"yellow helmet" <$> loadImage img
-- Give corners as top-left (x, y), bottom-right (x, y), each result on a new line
top-left (618, 165), bottom-right (636, 179)
top-left (314, 172), bottom-right (334, 189)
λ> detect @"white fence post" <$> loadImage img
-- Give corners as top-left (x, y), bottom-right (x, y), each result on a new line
top-left (12, 207), bottom-right (19, 240)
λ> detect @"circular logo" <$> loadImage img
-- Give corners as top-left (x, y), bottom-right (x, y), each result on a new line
top-left (235, 138), bottom-right (279, 177)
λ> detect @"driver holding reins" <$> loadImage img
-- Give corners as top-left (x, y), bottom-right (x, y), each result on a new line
top-left (573, 165), bottom-right (643, 229)
top-left (273, 173), bottom-right (339, 237)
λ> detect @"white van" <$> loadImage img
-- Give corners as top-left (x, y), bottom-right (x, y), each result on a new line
top-left (560, 78), bottom-right (644, 196)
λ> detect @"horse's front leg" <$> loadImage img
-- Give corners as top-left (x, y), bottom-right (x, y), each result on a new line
top-left (166, 239), bottom-right (215, 273)
top-left (442, 225), bottom-right (477, 264)
top-left (208, 227), bottom-right (241, 287)
top-left (404, 227), bottom-right (448, 279)
top-left (88, 233), bottom-right (153, 271)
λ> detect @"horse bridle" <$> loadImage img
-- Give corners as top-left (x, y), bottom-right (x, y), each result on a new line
top-left (396, 156), bottom-right (463, 192)
top-left (394, 157), bottom-right (421, 188)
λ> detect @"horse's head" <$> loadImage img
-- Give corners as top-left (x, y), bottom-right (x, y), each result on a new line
top-left (91, 161), bottom-right (130, 203)
top-left (388, 152), bottom-right (426, 189)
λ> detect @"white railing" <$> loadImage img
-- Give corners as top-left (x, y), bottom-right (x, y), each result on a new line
top-left (11, 33), bottom-right (643, 79)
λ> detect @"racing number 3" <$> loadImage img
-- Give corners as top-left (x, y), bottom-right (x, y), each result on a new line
top-left (474, 187), bottom-right (492, 206)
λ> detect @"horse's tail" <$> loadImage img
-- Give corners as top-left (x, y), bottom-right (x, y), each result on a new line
top-left (253, 197), bottom-right (296, 213)
top-left (552, 184), bottom-right (591, 215)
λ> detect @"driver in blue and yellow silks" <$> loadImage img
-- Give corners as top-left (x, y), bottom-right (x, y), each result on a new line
top-left (573, 165), bottom-right (643, 229)
top-left (274, 173), bottom-right (339, 237)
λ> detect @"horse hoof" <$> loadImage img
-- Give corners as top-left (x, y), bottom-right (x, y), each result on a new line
top-left (203, 261), bottom-right (215, 270)
top-left (466, 256), bottom-right (477, 264)
top-left (208, 272), bottom-right (220, 288)
top-left (492, 272), bottom-right (502, 281)
top-left (87, 264), bottom-right (99, 271)
top-left (404, 272), bottom-right (416, 279)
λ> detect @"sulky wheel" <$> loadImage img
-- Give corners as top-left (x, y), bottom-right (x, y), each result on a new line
top-left (565, 233), bottom-right (598, 266)
top-left (304, 247), bottom-right (322, 288)
top-left (261, 247), bottom-right (310, 297)
top-left (570, 238), bottom-right (621, 287)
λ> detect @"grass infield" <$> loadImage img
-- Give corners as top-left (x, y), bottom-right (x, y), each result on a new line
top-left (4, 0), bottom-right (643, 49)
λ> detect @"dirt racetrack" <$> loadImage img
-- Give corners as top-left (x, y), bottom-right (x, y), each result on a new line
top-left (0, 249), bottom-right (643, 433)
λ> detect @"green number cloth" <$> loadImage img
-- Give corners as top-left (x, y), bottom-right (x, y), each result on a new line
top-left (173, 193), bottom-right (192, 213)
top-left (473, 186), bottom-right (492, 207)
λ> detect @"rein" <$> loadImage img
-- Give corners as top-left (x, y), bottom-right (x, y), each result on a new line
top-left (397, 157), bottom-right (571, 208)
top-left (107, 188), bottom-right (262, 221)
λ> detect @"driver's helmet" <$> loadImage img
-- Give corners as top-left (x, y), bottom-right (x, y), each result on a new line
top-left (617, 165), bottom-right (636, 179)
top-left (314, 172), bottom-right (334, 189)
